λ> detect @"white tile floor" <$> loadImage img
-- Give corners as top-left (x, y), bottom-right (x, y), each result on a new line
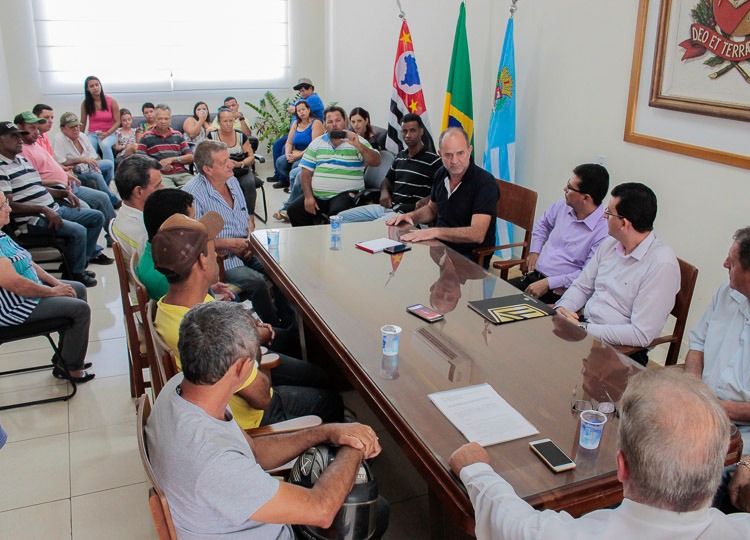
top-left (0, 160), bottom-right (431, 539)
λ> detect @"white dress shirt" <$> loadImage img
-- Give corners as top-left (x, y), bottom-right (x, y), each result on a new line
top-left (460, 463), bottom-right (750, 539)
top-left (689, 280), bottom-right (750, 446)
top-left (52, 132), bottom-right (98, 169)
top-left (111, 203), bottom-right (146, 262)
top-left (555, 233), bottom-right (680, 347)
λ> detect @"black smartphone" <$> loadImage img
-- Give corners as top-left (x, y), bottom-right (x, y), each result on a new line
top-left (384, 243), bottom-right (411, 254)
top-left (529, 438), bottom-right (576, 473)
top-left (407, 304), bottom-right (444, 323)
top-left (329, 130), bottom-right (348, 139)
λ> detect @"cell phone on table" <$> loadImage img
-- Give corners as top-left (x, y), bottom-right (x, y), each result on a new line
top-left (529, 438), bottom-right (576, 473)
top-left (329, 130), bottom-right (348, 139)
top-left (407, 304), bottom-right (444, 323)
top-left (384, 243), bottom-right (411, 254)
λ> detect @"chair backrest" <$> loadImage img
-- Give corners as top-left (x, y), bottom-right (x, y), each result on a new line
top-left (495, 179), bottom-right (538, 259)
top-left (664, 258), bottom-right (699, 366)
top-left (144, 295), bottom-right (179, 393)
top-left (363, 149), bottom-right (396, 190)
top-left (136, 394), bottom-right (178, 540)
top-left (111, 236), bottom-right (149, 396)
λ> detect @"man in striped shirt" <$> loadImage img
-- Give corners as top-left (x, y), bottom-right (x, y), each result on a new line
top-left (287, 106), bottom-right (381, 227)
top-left (136, 104), bottom-right (193, 188)
top-left (338, 114), bottom-right (440, 223)
top-left (0, 121), bottom-right (108, 287)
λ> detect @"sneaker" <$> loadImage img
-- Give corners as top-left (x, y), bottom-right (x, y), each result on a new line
top-left (89, 253), bottom-right (114, 265)
top-left (70, 272), bottom-right (97, 287)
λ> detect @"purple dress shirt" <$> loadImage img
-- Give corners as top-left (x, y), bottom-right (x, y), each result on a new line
top-left (530, 198), bottom-right (608, 290)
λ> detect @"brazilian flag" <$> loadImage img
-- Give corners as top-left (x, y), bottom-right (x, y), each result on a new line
top-left (442, 2), bottom-right (473, 145)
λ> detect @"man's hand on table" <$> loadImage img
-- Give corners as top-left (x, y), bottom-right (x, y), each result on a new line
top-left (449, 442), bottom-right (491, 475)
top-left (385, 213), bottom-right (413, 227)
top-left (400, 227), bottom-right (438, 243)
top-left (525, 278), bottom-right (550, 298)
top-left (555, 307), bottom-right (580, 323)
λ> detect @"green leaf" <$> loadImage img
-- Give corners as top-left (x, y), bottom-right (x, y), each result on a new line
top-left (704, 55), bottom-right (724, 67)
top-left (244, 91), bottom-right (296, 152)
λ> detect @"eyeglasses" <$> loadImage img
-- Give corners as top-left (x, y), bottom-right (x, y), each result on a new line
top-left (571, 384), bottom-right (617, 416)
top-left (603, 208), bottom-right (625, 220)
top-left (565, 180), bottom-right (583, 194)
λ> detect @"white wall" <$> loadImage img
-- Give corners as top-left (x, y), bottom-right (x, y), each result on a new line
top-left (0, 0), bottom-right (747, 339)
top-left (326, 0), bottom-right (749, 343)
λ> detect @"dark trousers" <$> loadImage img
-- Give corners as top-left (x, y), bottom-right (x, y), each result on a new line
top-left (507, 271), bottom-right (562, 305)
top-left (260, 354), bottom-right (344, 425)
top-left (287, 191), bottom-right (356, 227)
top-left (235, 170), bottom-right (258, 214)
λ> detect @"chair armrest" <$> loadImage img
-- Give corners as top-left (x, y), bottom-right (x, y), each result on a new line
top-left (248, 415), bottom-right (322, 437)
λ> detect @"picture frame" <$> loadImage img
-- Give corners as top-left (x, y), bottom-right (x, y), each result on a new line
top-left (625, 0), bottom-right (750, 170)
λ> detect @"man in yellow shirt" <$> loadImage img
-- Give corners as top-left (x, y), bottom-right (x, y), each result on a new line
top-left (151, 212), bottom-right (342, 430)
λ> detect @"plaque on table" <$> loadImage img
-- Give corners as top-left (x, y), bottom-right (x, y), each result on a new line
top-left (468, 294), bottom-right (555, 325)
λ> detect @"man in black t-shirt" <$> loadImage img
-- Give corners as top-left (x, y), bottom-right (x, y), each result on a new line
top-left (387, 127), bottom-right (498, 267)
top-left (338, 113), bottom-right (441, 223)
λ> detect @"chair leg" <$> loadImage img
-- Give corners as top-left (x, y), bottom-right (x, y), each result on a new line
top-left (254, 184), bottom-right (268, 224)
top-left (0, 332), bottom-right (77, 411)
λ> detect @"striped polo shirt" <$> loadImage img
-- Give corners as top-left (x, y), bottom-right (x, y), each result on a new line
top-left (0, 232), bottom-right (41, 326)
top-left (300, 133), bottom-right (372, 199)
top-left (182, 173), bottom-right (249, 270)
top-left (0, 153), bottom-right (58, 233)
top-left (136, 128), bottom-right (191, 174)
top-left (388, 148), bottom-right (442, 213)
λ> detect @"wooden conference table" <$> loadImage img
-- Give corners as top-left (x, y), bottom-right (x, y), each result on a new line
top-left (250, 221), bottom-right (645, 537)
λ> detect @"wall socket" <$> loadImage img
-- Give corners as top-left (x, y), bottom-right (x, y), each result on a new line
top-left (596, 155), bottom-right (606, 166)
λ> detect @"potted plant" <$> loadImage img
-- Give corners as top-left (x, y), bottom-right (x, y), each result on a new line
top-left (245, 92), bottom-right (297, 152)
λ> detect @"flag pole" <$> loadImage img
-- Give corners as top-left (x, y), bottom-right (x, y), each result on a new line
top-left (396, 0), bottom-right (406, 20)
top-left (510, 0), bottom-right (518, 18)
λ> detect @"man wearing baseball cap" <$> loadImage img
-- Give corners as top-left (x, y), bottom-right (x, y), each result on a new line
top-left (151, 211), bottom-right (343, 431)
top-left (51, 112), bottom-right (120, 208)
top-left (268, 77), bottom-right (325, 188)
top-left (0, 120), bottom-right (109, 287)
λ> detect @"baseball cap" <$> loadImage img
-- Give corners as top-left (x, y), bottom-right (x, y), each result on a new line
top-left (60, 112), bottom-right (82, 128)
top-left (0, 122), bottom-right (28, 136)
top-left (293, 77), bottom-right (314, 90)
top-left (14, 111), bottom-right (47, 126)
top-left (151, 212), bottom-right (224, 279)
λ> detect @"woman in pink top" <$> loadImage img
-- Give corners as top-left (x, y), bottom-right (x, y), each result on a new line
top-left (80, 75), bottom-right (120, 164)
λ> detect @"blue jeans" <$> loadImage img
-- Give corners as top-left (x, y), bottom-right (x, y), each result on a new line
top-left (274, 155), bottom-right (300, 183)
top-left (77, 160), bottom-right (119, 206)
top-left (337, 204), bottom-right (397, 223)
top-left (87, 132), bottom-right (117, 163)
top-left (24, 206), bottom-right (104, 274)
top-left (280, 167), bottom-right (304, 211)
top-left (74, 185), bottom-right (116, 229)
top-left (271, 135), bottom-right (288, 178)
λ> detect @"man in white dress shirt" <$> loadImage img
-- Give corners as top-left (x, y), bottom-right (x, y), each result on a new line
top-left (554, 182), bottom-right (680, 366)
top-left (449, 368), bottom-right (750, 539)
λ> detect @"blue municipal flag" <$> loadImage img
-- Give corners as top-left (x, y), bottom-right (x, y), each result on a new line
top-left (442, 2), bottom-right (473, 144)
top-left (483, 16), bottom-right (516, 259)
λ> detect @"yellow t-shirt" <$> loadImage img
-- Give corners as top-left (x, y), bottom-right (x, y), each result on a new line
top-left (154, 294), bottom-right (265, 429)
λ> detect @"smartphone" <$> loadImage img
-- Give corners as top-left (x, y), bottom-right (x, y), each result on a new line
top-left (529, 438), bottom-right (576, 473)
top-left (407, 304), bottom-right (444, 323)
top-left (384, 243), bottom-right (411, 254)
top-left (329, 130), bottom-right (348, 139)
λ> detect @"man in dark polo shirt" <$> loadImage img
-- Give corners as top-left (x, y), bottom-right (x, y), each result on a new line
top-left (387, 127), bottom-right (498, 267)
top-left (136, 104), bottom-right (193, 188)
top-left (338, 113), bottom-right (441, 223)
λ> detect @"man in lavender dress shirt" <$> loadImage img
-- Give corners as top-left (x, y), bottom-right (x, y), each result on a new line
top-left (554, 183), bottom-right (680, 366)
top-left (508, 163), bottom-right (609, 304)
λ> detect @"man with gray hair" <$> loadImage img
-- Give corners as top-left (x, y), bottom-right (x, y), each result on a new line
top-left (387, 127), bottom-right (498, 268)
top-left (136, 104), bottom-right (193, 187)
top-left (146, 301), bottom-right (387, 539)
top-left (111, 154), bottom-right (163, 261)
top-left (183, 140), bottom-right (280, 324)
top-left (449, 369), bottom-right (750, 538)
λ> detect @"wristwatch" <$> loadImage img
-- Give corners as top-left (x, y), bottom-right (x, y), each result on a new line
top-left (578, 322), bottom-right (588, 332)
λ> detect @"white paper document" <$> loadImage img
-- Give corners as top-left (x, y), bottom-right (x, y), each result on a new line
top-left (428, 383), bottom-right (539, 447)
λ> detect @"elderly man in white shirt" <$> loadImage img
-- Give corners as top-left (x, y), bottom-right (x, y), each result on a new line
top-left (449, 368), bottom-right (750, 539)
top-left (554, 182), bottom-right (680, 365)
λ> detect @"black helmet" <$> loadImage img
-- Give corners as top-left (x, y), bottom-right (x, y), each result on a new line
top-left (289, 445), bottom-right (379, 540)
